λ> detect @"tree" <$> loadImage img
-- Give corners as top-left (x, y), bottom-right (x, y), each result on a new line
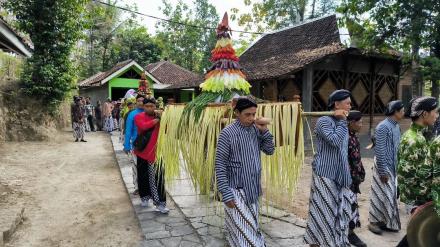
top-left (155, 0), bottom-right (219, 73)
top-left (194, 0), bottom-right (219, 72)
top-left (230, 0), bottom-right (338, 33)
top-left (423, 2), bottom-right (440, 98)
top-left (338, 0), bottom-right (437, 97)
top-left (74, 0), bottom-right (122, 78)
top-left (3, 0), bottom-right (87, 109)
top-left (108, 22), bottom-right (162, 67)
top-left (0, 51), bottom-right (23, 80)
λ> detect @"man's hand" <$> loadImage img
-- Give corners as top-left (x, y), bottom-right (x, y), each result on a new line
top-left (380, 175), bottom-right (389, 183)
top-left (225, 200), bottom-right (236, 208)
top-left (255, 117), bottom-right (268, 132)
top-left (334, 110), bottom-right (348, 120)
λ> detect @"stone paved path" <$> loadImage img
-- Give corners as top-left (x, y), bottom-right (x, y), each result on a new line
top-left (111, 132), bottom-right (307, 246)
top-left (111, 134), bottom-right (204, 247)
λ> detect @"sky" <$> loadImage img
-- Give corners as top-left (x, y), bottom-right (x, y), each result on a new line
top-left (121, 0), bottom-right (254, 35)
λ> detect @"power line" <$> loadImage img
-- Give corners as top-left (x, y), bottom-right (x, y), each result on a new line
top-left (93, 0), bottom-right (266, 35)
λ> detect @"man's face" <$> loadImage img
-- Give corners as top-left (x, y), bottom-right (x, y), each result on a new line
top-left (235, 107), bottom-right (257, 127)
top-left (394, 108), bottom-right (405, 120)
top-left (423, 108), bottom-right (439, 126)
top-left (136, 97), bottom-right (144, 108)
top-left (128, 104), bottom-right (134, 111)
top-left (143, 103), bottom-right (156, 115)
top-left (349, 119), bottom-right (362, 133)
top-left (334, 98), bottom-right (352, 112)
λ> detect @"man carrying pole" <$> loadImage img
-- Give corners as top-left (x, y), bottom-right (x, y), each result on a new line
top-left (215, 96), bottom-right (275, 247)
top-left (303, 89), bottom-right (352, 247)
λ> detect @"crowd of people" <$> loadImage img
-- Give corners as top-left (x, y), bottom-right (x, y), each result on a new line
top-left (71, 89), bottom-right (439, 247)
top-left (301, 90), bottom-right (439, 247)
top-left (71, 96), bottom-right (120, 141)
top-left (211, 91), bottom-right (439, 247)
top-left (72, 91), bottom-right (168, 214)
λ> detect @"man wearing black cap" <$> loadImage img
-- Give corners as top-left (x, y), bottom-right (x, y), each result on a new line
top-left (134, 97), bottom-right (169, 214)
top-left (304, 89), bottom-right (353, 247)
top-left (346, 111), bottom-right (367, 247)
top-left (396, 96), bottom-right (439, 246)
top-left (215, 96), bottom-right (275, 247)
top-left (368, 100), bottom-right (404, 234)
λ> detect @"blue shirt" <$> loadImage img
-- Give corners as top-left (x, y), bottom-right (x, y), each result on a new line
top-left (312, 116), bottom-right (352, 188)
top-left (215, 120), bottom-right (275, 204)
top-left (374, 118), bottom-right (400, 176)
top-left (123, 108), bottom-right (143, 151)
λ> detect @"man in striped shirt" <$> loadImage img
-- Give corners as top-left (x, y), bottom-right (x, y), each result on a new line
top-left (215, 97), bottom-right (275, 247)
top-left (304, 89), bottom-right (353, 247)
top-left (368, 100), bottom-right (404, 234)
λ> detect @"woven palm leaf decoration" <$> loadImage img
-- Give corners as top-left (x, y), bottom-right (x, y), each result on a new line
top-left (156, 13), bottom-right (305, 206)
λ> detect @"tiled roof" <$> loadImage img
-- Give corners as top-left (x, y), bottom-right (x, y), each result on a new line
top-left (0, 16), bottom-right (33, 56)
top-left (240, 15), bottom-right (346, 81)
top-left (146, 61), bottom-right (203, 89)
top-left (78, 59), bottom-right (134, 87)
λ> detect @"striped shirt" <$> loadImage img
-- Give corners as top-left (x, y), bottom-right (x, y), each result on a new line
top-left (374, 118), bottom-right (400, 176)
top-left (312, 116), bottom-right (352, 188)
top-left (215, 120), bottom-right (275, 204)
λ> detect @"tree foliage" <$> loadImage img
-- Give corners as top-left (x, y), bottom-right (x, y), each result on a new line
top-left (74, 0), bottom-right (122, 79)
top-left (74, 1), bottom-right (162, 79)
top-left (338, 0), bottom-right (440, 97)
top-left (0, 51), bottom-right (23, 81)
top-left (3, 0), bottom-right (87, 108)
top-left (230, 0), bottom-right (338, 33)
top-left (108, 22), bottom-right (162, 68)
top-left (155, 0), bottom-right (219, 73)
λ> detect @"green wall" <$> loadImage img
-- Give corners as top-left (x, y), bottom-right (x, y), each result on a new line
top-left (180, 90), bottom-right (194, 102)
top-left (108, 77), bottom-right (154, 98)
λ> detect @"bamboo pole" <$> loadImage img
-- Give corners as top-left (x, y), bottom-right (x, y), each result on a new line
top-left (301, 111), bottom-right (335, 116)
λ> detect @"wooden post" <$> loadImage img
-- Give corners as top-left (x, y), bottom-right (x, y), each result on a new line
top-left (302, 65), bottom-right (313, 112)
top-left (369, 58), bottom-right (376, 136)
top-left (272, 79), bottom-right (278, 101)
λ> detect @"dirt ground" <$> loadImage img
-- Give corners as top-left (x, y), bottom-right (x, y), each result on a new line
top-left (0, 130), bottom-right (143, 247)
top-left (281, 157), bottom-right (408, 247)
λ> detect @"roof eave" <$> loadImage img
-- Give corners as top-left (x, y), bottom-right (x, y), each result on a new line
top-left (0, 20), bottom-right (32, 57)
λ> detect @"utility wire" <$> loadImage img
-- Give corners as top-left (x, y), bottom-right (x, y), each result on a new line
top-left (93, 0), bottom-right (351, 37)
top-left (93, 0), bottom-right (266, 35)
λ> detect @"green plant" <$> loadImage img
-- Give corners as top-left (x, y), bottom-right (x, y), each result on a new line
top-left (4, 0), bottom-right (87, 111)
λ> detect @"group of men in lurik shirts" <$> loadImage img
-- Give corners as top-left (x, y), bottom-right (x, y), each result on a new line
top-left (303, 89), bottom-right (440, 247)
top-left (213, 93), bottom-right (439, 247)
top-left (123, 94), bottom-right (169, 214)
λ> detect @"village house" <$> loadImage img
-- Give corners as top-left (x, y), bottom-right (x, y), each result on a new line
top-left (78, 59), bottom-right (202, 103)
top-left (239, 14), bottom-right (411, 134)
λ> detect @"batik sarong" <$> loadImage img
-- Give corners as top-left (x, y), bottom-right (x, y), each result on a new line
top-left (304, 173), bottom-right (352, 247)
top-left (348, 191), bottom-right (361, 229)
top-left (224, 188), bottom-right (265, 247)
top-left (104, 116), bottom-right (114, 132)
top-left (368, 160), bottom-right (401, 230)
top-left (73, 122), bottom-right (85, 140)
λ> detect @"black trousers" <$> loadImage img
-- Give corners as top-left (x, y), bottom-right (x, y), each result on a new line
top-left (87, 115), bottom-right (95, 131)
top-left (137, 157), bottom-right (166, 204)
top-left (96, 118), bottom-right (102, 131)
